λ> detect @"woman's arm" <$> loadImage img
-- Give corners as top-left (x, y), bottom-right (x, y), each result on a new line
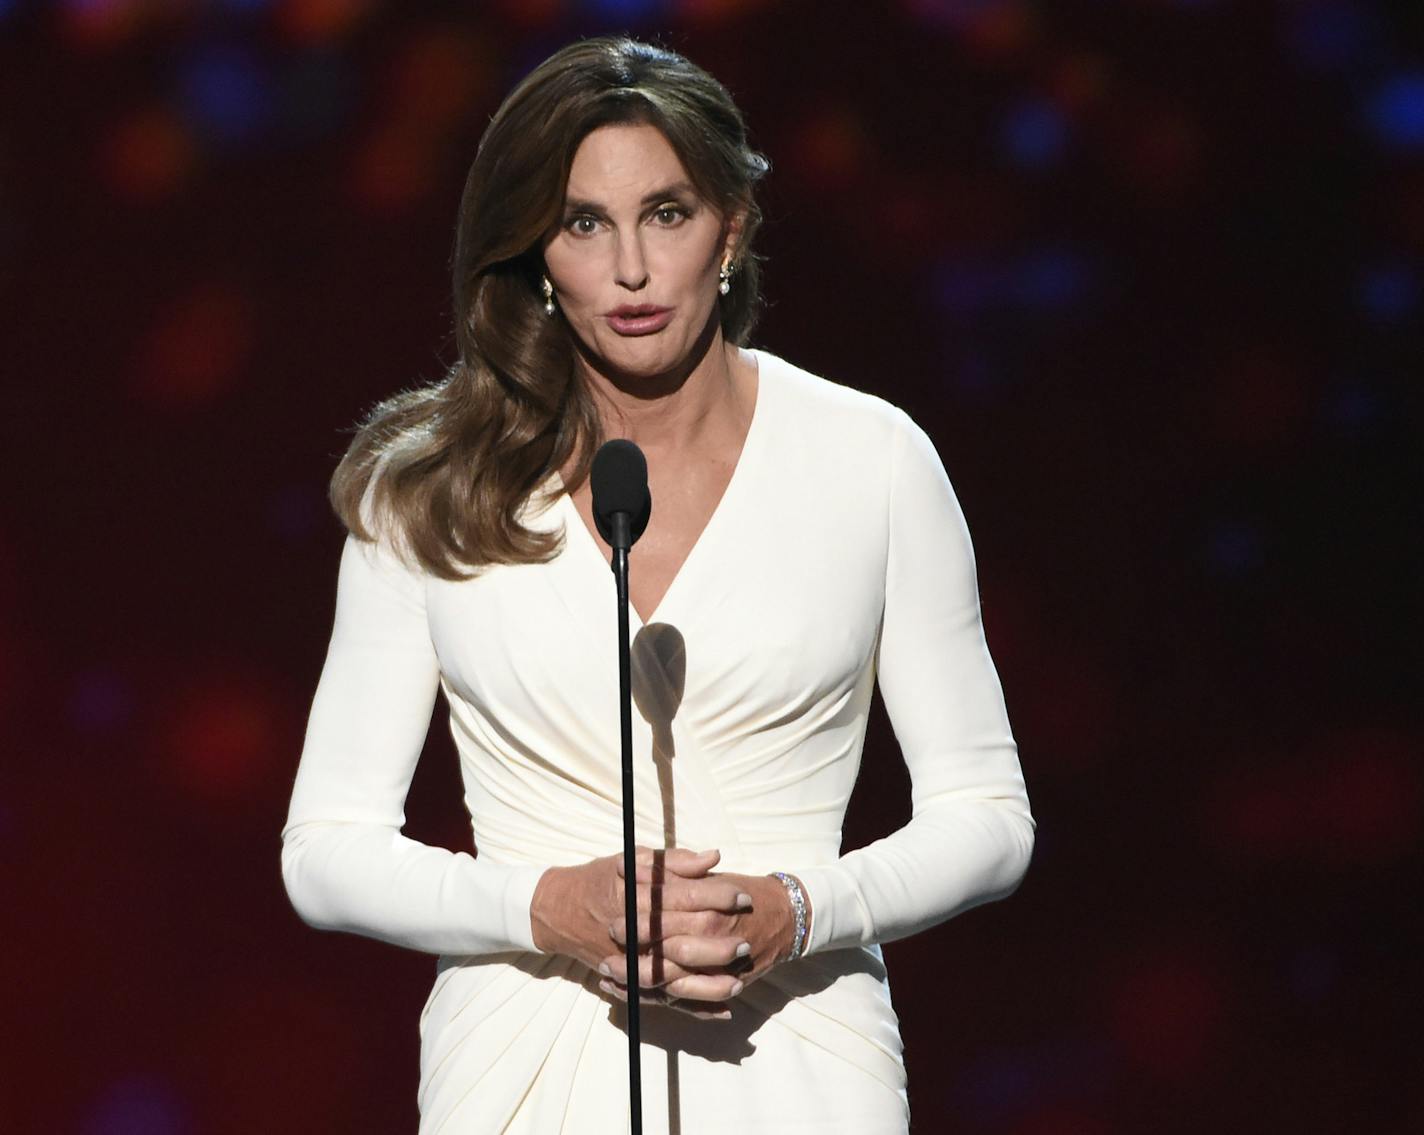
top-left (794, 408), bottom-right (1036, 956)
top-left (279, 533), bottom-right (545, 956)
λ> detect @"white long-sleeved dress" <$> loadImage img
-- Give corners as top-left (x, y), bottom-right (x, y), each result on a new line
top-left (281, 347), bottom-right (1035, 1133)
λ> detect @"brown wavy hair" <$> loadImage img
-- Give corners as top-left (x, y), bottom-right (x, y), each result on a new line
top-left (329, 36), bottom-right (772, 580)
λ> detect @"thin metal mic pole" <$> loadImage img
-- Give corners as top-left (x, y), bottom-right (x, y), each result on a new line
top-left (613, 539), bottom-right (643, 1135)
top-left (592, 439), bottom-right (649, 1135)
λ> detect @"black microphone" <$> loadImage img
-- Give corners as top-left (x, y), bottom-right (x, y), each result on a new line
top-left (589, 436), bottom-right (652, 1134)
top-left (591, 439), bottom-right (651, 551)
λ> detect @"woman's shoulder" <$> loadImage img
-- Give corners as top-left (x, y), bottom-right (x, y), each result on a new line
top-left (752, 346), bottom-right (917, 444)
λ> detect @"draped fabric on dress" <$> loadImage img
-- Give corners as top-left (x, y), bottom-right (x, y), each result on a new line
top-left (281, 348), bottom-right (1035, 1134)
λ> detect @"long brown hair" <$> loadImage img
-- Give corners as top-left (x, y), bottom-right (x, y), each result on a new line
top-left (329, 36), bottom-right (771, 580)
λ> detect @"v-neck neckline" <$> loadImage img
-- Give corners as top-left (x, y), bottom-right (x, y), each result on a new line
top-left (556, 347), bottom-right (773, 629)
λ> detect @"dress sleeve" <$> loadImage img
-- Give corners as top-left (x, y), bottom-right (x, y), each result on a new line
top-left (279, 532), bottom-right (545, 956)
top-left (795, 409), bottom-right (1035, 956)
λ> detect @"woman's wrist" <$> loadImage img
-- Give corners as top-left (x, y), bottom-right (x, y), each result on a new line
top-left (528, 865), bottom-right (567, 955)
top-left (769, 871), bottom-right (810, 962)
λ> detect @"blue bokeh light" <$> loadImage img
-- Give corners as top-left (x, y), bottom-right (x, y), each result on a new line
top-left (81, 1076), bottom-right (190, 1135)
top-left (1356, 261), bottom-right (1419, 323)
top-left (576, 0), bottom-right (672, 22)
top-left (177, 44), bottom-right (273, 148)
top-left (1363, 72), bottom-right (1424, 151)
top-left (933, 246), bottom-right (1095, 318)
top-left (1323, 384), bottom-right (1382, 436)
top-left (1001, 98), bottom-right (1069, 169)
top-left (1286, 1), bottom-right (1373, 73)
top-left (904, 0), bottom-right (1008, 32)
top-left (1013, 247), bottom-right (1092, 310)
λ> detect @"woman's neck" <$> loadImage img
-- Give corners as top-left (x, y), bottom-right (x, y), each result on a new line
top-left (581, 332), bottom-right (754, 458)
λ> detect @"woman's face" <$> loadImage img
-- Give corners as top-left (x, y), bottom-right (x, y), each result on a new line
top-left (542, 122), bottom-right (739, 384)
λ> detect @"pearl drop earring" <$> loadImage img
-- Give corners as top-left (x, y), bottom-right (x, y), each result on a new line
top-left (541, 274), bottom-right (556, 316)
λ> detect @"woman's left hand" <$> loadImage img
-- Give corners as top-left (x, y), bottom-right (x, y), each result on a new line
top-left (596, 848), bottom-right (805, 1020)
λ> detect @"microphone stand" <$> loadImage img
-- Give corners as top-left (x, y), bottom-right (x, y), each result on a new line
top-left (610, 514), bottom-right (643, 1135)
top-left (592, 437), bottom-right (650, 1135)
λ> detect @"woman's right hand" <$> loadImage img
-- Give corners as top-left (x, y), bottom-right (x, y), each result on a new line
top-left (530, 847), bottom-right (751, 1017)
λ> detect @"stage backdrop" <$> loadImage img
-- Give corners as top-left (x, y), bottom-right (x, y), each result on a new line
top-left (4, 1), bottom-right (1420, 1132)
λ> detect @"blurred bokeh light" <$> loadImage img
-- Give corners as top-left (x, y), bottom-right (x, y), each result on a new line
top-left (6, 1), bottom-right (1419, 1132)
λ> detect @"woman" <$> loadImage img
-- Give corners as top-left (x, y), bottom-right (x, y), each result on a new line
top-left (281, 35), bottom-right (1034, 1134)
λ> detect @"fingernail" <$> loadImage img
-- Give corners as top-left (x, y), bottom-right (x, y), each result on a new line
top-left (598, 963), bottom-right (611, 977)
top-left (736, 892), bottom-right (752, 908)
top-left (729, 980), bottom-right (744, 996)
top-left (735, 942), bottom-right (751, 958)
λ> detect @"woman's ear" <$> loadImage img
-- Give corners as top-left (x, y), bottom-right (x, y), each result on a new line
top-left (721, 204), bottom-right (749, 265)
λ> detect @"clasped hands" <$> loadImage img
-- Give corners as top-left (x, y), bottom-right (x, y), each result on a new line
top-left (530, 847), bottom-right (803, 1021)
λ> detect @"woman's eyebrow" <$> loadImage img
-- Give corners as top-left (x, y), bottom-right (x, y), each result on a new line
top-left (562, 181), bottom-right (697, 214)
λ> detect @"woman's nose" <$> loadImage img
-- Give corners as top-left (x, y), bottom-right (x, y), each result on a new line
top-left (614, 231), bottom-right (649, 291)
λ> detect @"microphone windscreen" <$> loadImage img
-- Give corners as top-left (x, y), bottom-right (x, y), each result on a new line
top-left (591, 439), bottom-right (651, 548)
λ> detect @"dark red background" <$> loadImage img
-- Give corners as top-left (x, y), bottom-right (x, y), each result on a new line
top-left (4, 1), bottom-right (1421, 1131)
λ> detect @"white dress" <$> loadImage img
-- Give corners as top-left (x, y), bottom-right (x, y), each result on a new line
top-left (280, 347), bottom-right (1035, 1133)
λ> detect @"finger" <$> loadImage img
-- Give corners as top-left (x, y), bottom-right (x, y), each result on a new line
top-left (634, 878), bottom-right (751, 915)
top-left (599, 978), bottom-right (627, 1001)
top-left (601, 954), bottom-right (745, 997)
top-left (659, 847), bottom-right (722, 877)
top-left (664, 973), bottom-right (745, 1002)
top-left (601, 954), bottom-right (689, 988)
top-left (661, 934), bottom-right (751, 969)
top-left (597, 980), bottom-right (735, 1020)
top-left (603, 905), bottom-right (740, 945)
top-left (597, 978), bottom-right (668, 1006)
top-left (608, 910), bottom-right (741, 947)
top-left (614, 846), bottom-right (658, 879)
top-left (615, 847), bottom-right (721, 882)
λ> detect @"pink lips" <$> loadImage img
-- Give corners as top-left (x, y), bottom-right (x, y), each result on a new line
top-left (605, 305), bottom-right (673, 335)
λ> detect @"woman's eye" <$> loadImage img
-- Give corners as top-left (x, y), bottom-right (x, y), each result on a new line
top-left (653, 205), bottom-right (687, 225)
top-left (567, 215), bottom-right (600, 235)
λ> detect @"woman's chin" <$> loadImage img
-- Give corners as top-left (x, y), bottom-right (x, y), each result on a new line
top-left (592, 335), bottom-right (689, 379)
top-left (573, 308), bottom-right (721, 386)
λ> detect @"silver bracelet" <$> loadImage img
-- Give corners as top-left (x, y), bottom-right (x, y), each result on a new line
top-left (769, 871), bottom-right (809, 961)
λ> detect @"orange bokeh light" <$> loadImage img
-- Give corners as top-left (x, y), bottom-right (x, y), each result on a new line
top-left (161, 674), bottom-right (286, 805)
top-left (275, 0), bottom-right (372, 46)
top-left (58, 0), bottom-right (147, 50)
top-left (133, 283), bottom-right (254, 409)
top-left (351, 124), bottom-right (435, 211)
top-left (101, 108), bottom-right (195, 200)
